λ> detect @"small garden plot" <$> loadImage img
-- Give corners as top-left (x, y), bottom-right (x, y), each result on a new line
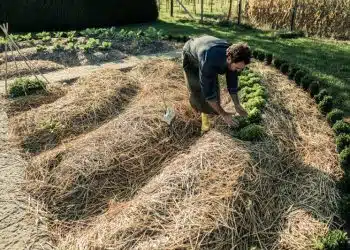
top-left (10, 69), bottom-right (139, 153)
top-left (5, 84), bottom-right (67, 117)
top-left (25, 60), bottom-right (200, 221)
top-left (0, 60), bottom-right (64, 80)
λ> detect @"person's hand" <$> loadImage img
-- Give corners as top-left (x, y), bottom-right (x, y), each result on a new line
top-left (235, 104), bottom-right (248, 117)
top-left (221, 112), bottom-right (238, 128)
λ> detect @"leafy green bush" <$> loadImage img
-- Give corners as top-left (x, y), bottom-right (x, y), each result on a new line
top-left (252, 50), bottom-right (259, 58)
top-left (238, 124), bottom-right (266, 141)
top-left (294, 70), bottom-right (308, 85)
top-left (65, 42), bottom-right (76, 51)
top-left (315, 89), bottom-right (329, 104)
top-left (256, 50), bottom-right (265, 61)
top-left (309, 81), bottom-right (320, 97)
top-left (247, 72), bottom-right (260, 78)
top-left (336, 134), bottom-right (350, 153)
top-left (339, 194), bottom-right (350, 222)
top-left (315, 230), bottom-right (348, 250)
top-left (36, 45), bottom-right (47, 52)
top-left (9, 78), bottom-right (46, 98)
top-left (99, 41), bottom-right (112, 50)
top-left (300, 74), bottom-right (315, 90)
top-left (333, 121), bottom-right (350, 135)
top-left (273, 58), bottom-right (287, 69)
top-left (53, 43), bottom-right (64, 52)
top-left (318, 95), bottom-right (333, 114)
top-left (265, 53), bottom-right (273, 65)
top-left (36, 31), bottom-right (50, 39)
top-left (243, 96), bottom-right (266, 111)
top-left (280, 63), bottom-right (289, 74)
top-left (248, 107), bottom-right (262, 124)
top-left (233, 116), bottom-right (250, 129)
top-left (340, 147), bottom-right (350, 168)
top-left (288, 65), bottom-right (301, 80)
top-left (327, 109), bottom-right (344, 125)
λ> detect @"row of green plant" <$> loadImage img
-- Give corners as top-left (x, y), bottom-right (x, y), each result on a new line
top-left (8, 78), bottom-right (47, 98)
top-left (252, 49), bottom-right (350, 250)
top-left (36, 38), bottom-right (112, 53)
top-left (231, 69), bottom-right (268, 141)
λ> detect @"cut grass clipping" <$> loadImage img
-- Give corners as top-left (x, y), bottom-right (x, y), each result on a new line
top-left (9, 77), bottom-right (47, 98)
top-left (10, 69), bottom-right (139, 153)
top-left (26, 60), bottom-right (200, 220)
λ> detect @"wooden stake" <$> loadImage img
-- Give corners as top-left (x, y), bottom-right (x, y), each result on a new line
top-left (176, 0), bottom-right (195, 19)
top-left (4, 23), bottom-right (8, 96)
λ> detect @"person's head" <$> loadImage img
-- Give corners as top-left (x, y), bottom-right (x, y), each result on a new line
top-left (226, 43), bottom-right (251, 72)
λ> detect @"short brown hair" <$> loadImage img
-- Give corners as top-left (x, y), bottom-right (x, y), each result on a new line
top-left (226, 43), bottom-right (251, 64)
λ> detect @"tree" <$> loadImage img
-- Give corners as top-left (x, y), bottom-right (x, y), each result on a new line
top-left (227, 0), bottom-right (233, 20)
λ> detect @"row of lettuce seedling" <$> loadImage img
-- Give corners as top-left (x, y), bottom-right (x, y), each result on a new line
top-left (252, 49), bottom-right (350, 249)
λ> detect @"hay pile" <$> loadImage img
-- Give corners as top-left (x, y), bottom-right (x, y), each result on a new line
top-left (57, 130), bottom-right (337, 249)
top-left (52, 61), bottom-right (340, 250)
top-left (57, 131), bottom-right (251, 249)
top-left (26, 60), bottom-right (200, 220)
top-left (10, 69), bottom-right (139, 153)
top-left (0, 60), bottom-right (64, 80)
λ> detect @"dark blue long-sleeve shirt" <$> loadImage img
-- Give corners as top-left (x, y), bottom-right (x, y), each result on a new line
top-left (185, 35), bottom-right (238, 101)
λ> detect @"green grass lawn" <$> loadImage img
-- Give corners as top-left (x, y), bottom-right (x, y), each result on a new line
top-left (121, 11), bottom-right (350, 115)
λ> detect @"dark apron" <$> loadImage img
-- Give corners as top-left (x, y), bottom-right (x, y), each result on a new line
top-left (182, 40), bottom-right (220, 115)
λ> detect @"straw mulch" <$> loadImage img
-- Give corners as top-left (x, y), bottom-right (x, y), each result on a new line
top-left (52, 61), bottom-right (340, 250)
top-left (252, 62), bottom-right (340, 177)
top-left (5, 85), bottom-right (67, 117)
top-left (0, 60), bottom-right (64, 80)
top-left (25, 60), bottom-right (200, 221)
top-left (10, 69), bottom-right (140, 153)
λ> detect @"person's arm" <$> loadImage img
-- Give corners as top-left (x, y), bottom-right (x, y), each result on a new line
top-left (227, 71), bottom-right (248, 116)
top-left (200, 65), bottom-right (237, 127)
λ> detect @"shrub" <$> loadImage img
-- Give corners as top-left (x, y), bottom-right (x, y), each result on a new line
top-left (247, 72), bottom-right (260, 78)
top-left (265, 53), bottom-right (273, 65)
top-left (243, 96), bottom-right (266, 111)
top-left (333, 121), bottom-right (350, 135)
top-left (315, 89), bottom-right (329, 104)
top-left (340, 147), bottom-right (350, 168)
top-left (300, 74), bottom-right (315, 90)
top-left (252, 50), bottom-right (259, 58)
top-left (338, 194), bottom-right (350, 223)
top-left (273, 58), bottom-right (287, 69)
top-left (256, 50), bottom-right (265, 61)
top-left (233, 116), bottom-right (250, 129)
top-left (294, 70), bottom-right (308, 85)
top-left (314, 230), bottom-right (348, 250)
top-left (280, 63), bottom-right (289, 74)
top-left (9, 78), bottom-right (46, 98)
top-left (336, 134), bottom-right (350, 153)
top-left (36, 45), bottom-right (47, 52)
top-left (238, 124), bottom-right (266, 141)
top-left (288, 65), bottom-right (301, 80)
top-left (327, 109), bottom-right (344, 125)
top-left (99, 41), bottom-right (112, 50)
top-left (318, 95), bottom-right (333, 114)
top-left (309, 81), bottom-right (320, 97)
top-left (53, 43), bottom-right (64, 52)
top-left (248, 107), bottom-right (262, 124)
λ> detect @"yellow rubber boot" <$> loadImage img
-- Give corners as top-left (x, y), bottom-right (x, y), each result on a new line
top-left (201, 113), bottom-right (210, 135)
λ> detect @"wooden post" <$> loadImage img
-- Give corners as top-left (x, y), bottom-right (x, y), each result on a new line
top-left (290, 0), bottom-right (298, 31)
top-left (4, 23), bottom-right (8, 96)
top-left (193, 0), bottom-right (196, 14)
top-left (200, 0), bottom-right (204, 22)
top-left (170, 0), bottom-right (174, 16)
top-left (237, 0), bottom-right (242, 24)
